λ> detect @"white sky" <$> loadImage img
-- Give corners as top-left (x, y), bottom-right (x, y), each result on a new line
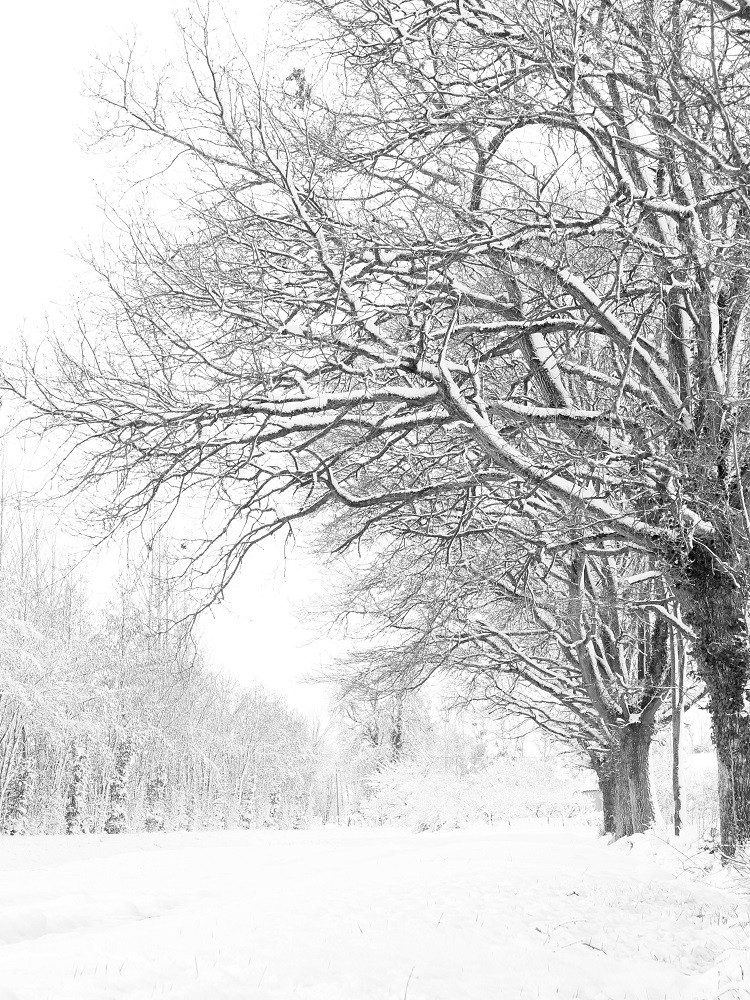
top-left (0, 0), bottom-right (337, 717)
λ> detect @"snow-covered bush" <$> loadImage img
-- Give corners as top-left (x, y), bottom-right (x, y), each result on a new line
top-left (328, 702), bottom-right (589, 830)
top-left (359, 749), bottom-right (588, 830)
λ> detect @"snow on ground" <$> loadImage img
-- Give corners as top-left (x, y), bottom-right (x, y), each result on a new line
top-left (0, 825), bottom-right (748, 1000)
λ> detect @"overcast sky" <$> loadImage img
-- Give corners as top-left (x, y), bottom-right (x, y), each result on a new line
top-left (0, 0), bottom-right (337, 717)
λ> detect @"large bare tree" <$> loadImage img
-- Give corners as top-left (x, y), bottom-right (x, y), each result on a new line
top-left (320, 530), bottom-right (695, 836)
top-left (9, 0), bottom-right (750, 848)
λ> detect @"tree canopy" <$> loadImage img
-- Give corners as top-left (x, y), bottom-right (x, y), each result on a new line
top-left (10, 0), bottom-right (750, 848)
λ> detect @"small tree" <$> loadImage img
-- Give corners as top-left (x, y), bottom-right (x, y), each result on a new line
top-left (3, 730), bottom-right (34, 835)
top-left (239, 771), bottom-right (258, 829)
top-left (65, 744), bottom-right (87, 835)
top-left (104, 735), bottom-right (134, 834)
top-left (143, 764), bottom-right (167, 832)
top-left (266, 789), bottom-right (281, 828)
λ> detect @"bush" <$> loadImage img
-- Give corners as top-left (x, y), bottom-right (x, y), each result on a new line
top-left (358, 750), bottom-right (589, 831)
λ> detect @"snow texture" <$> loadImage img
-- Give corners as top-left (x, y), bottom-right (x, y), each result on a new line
top-left (0, 825), bottom-right (747, 999)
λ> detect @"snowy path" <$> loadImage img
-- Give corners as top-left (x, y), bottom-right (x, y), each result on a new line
top-left (0, 826), bottom-right (747, 1000)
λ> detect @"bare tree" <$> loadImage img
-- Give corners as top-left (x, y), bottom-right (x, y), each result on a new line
top-left (9, 0), bottom-right (750, 849)
top-left (337, 689), bottom-right (414, 768)
top-left (320, 531), bottom-right (699, 835)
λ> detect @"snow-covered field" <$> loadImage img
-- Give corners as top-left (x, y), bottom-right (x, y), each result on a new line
top-left (0, 826), bottom-right (748, 1000)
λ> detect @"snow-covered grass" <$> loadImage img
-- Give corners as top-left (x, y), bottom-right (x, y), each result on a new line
top-left (0, 825), bottom-right (747, 1000)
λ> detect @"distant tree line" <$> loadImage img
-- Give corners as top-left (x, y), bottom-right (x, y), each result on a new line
top-left (0, 483), bottom-right (318, 835)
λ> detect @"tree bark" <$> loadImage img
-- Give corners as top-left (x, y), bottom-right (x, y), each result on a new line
top-left (614, 765), bottom-right (634, 839)
top-left (616, 722), bottom-right (659, 836)
top-left (713, 713), bottom-right (750, 855)
top-left (598, 767), bottom-right (618, 836)
top-left (681, 550), bottom-right (750, 854)
top-left (591, 751), bottom-right (618, 835)
top-left (591, 730), bottom-right (658, 838)
top-left (672, 631), bottom-right (685, 836)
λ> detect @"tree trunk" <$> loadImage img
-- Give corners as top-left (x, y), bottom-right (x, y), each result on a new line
top-left (672, 631), bottom-right (685, 836)
top-left (616, 722), bottom-right (659, 836)
top-left (598, 768), bottom-right (617, 836)
top-left (713, 713), bottom-right (750, 855)
top-left (591, 751), bottom-right (618, 835)
top-left (590, 738), bottom-right (657, 839)
top-left (594, 748), bottom-right (650, 839)
top-left (681, 550), bottom-right (750, 854)
top-left (614, 764), bottom-right (634, 838)
top-left (65, 746), bottom-right (86, 835)
top-left (104, 736), bottom-right (134, 835)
